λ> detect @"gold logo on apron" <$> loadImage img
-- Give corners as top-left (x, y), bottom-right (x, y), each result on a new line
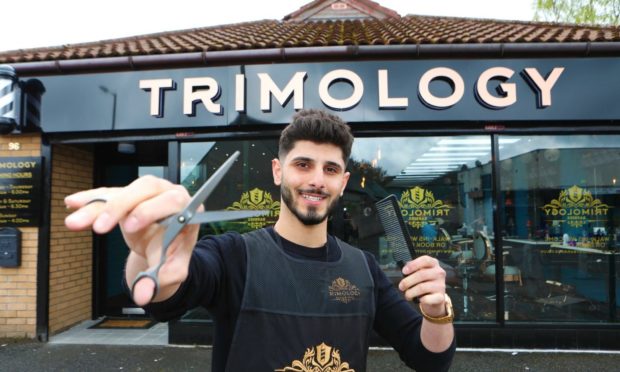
top-left (275, 342), bottom-right (354, 372)
top-left (328, 277), bottom-right (360, 304)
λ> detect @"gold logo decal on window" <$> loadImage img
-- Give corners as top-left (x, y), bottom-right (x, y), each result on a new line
top-left (399, 186), bottom-right (452, 229)
top-left (328, 277), bottom-right (360, 304)
top-left (542, 185), bottom-right (611, 228)
top-left (227, 187), bottom-right (280, 229)
top-left (275, 342), bottom-right (354, 372)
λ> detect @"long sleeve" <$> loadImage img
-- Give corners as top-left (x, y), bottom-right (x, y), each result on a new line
top-left (365, 253), bottom-right (456, 371)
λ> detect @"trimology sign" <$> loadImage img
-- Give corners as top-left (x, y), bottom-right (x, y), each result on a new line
top-left (35, 58), bottom-right (620, 133)
top-left (541, 185), bottom-right (611, 228)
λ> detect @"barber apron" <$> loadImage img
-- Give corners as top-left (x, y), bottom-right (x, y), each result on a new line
top-left (225, 229), bottom-right (376, 372)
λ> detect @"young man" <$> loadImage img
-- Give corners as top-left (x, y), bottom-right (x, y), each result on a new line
top-left (65, 109), bottom-right (455, 371)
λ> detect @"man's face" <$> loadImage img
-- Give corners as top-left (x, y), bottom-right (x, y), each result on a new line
top-left (273, 140), bottom-right (350, 226)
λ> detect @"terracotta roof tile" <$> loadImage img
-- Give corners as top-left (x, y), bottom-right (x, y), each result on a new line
top-left (1, 16), bottom-right (619, 64)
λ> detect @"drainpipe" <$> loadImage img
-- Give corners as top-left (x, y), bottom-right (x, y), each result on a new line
top-left (9, 42), bottom-right (620, 76)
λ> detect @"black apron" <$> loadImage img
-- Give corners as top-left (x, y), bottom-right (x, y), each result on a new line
top-left (225, 229), bottom-right (376, 372)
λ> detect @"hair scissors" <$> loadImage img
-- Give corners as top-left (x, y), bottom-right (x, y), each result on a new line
top-left (130, 150), bottom-right (268, 302)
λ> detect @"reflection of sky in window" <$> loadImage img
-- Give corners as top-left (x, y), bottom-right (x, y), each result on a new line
top-left (351, 136), bottom-right (492, 178)
top-left (498, 135), bottom-right (620, 160)
top-left (180, 142), bottom-right (215, 182)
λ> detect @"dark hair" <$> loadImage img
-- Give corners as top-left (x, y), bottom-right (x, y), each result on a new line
top-left (278, 109), bottom-right (354, 164)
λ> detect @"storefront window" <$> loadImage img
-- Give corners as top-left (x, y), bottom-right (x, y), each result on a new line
top-left (338, 136), bottom-right (495, 321)
top-left (498, 135), bottom-right (620, 322)
top-left (175, 135), bottom-right (619, 326)
top-left (181, 140), bottom-right (280, 235)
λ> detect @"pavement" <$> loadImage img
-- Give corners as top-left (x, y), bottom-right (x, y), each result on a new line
top-left (2, 339), bottom-right (620, 371)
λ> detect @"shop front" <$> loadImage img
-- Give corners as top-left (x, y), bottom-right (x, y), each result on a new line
top-left (1, 0), bottom-right (619, 347)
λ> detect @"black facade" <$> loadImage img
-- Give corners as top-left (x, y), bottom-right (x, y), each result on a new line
top-left (4, 40), bottom-right (620, 349)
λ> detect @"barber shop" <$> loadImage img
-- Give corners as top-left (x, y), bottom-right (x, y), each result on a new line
top-left (0, 0), bottom-right (618, 349)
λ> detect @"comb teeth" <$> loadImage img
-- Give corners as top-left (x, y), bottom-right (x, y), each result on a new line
top-left (375, 196), bottom-right (415, 267)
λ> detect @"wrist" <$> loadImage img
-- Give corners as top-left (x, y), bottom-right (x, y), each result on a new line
top-left (420, 294), bottom-right (454, 324)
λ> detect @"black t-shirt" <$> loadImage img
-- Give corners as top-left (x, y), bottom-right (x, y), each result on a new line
top-left (144, 227), bottom-right (455, 371)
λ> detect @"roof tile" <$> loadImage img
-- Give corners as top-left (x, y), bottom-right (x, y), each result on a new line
top-left (2, 16), bottom-right (619, 64)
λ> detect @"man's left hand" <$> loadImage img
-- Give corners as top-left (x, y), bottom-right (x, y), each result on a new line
top-left (398, 256), bottom-right (447, 317)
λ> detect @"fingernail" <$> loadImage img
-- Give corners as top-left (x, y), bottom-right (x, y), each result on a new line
top-left (402, 266), bottom-right (410, 275)
top-left (93, 212), bottom-right (113, 233)
top-left (124, 215), bottom-right (140, 233)
top-left (65, 210), bottom-right (86, 226)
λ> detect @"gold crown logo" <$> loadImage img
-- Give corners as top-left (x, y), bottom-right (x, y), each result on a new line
top-left (276, 342), bottom-right (354, 372)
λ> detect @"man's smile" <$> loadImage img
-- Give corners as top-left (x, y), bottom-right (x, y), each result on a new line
top-left (299, 189), bottom-right (329, 204)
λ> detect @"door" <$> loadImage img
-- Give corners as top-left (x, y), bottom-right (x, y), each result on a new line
top-left (94, 141), bottom-right (168, 317)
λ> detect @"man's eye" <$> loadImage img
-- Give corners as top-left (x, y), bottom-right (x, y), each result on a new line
top-left (326, 167), bottom-right (339, 174)
top-left (296, 162), bottom-right (309, 168)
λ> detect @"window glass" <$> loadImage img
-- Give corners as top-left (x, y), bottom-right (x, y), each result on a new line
top-left (181, 140), bottom-right (280, 236)
top-left (498, 135), bottom-right (620, 322)
top-left (339, 136), bottom-right (495, 321)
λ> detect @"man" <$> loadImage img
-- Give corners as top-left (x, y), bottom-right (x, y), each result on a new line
top-left (65, 109), bottom-right (455, 371)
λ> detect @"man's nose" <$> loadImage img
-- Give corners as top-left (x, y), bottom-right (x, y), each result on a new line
top-left (308, 168), bottom-right (326, 189)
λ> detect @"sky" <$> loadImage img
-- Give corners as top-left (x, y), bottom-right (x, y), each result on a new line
top-left (0, 0), bottom-right (535, 53)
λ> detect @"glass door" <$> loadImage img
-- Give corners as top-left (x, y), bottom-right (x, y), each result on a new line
top-left (94, 141), bottom-right (168, 317)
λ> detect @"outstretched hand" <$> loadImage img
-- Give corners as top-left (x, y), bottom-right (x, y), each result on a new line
top-left (64, 175), bottom-right (201, 306)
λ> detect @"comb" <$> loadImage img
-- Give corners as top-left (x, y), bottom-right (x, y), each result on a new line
top-left (375, 194), bottom-right (417, 268)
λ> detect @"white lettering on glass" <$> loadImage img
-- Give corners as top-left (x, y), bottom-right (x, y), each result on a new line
top-left (258, 72), bottom-right (306, 112)
top-left (476, 67), bottom-right (517, 109)
top-left (319, 69), bottom-right (364, 110)
top-left (418, 67), bottom-right (464, 109)
top-left (183, 77), bottom-right (222, 116)
top-left (378, 69), bottom-right (408, 109)
top-left (139, 79), bottom-right (175, 117)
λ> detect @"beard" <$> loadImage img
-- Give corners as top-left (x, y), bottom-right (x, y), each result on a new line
top-left (281, 183), bottom-right (340, 226)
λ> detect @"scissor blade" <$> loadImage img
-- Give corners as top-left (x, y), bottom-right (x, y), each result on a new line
top-left (183, 151), bottom-right (241, 217)
top-left (159, 210), bottom-right (269, 226)
top-left (190, 210), bottom-right (270, 224)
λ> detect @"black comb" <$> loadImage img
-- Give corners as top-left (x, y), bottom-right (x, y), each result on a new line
top-left (375, 194), bottom-right (417, 269)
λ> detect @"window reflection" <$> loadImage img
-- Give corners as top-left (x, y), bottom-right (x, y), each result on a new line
top-left (175, 136), bottom-right (619, 325)
top-left (180, 141), bottom-right (280, 236)
top-left (498, 135), bottom-right (620, 322)
top-left (339, 136), bottom-right (495, 321)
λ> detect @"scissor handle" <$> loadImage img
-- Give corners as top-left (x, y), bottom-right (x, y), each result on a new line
top-left (131, 269), bottom-right (161, 304)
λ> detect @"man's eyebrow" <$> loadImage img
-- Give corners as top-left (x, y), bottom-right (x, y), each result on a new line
top-left (291, 156), bottom-right (314, 163)
top-left (291, 156), bottom-right (343, 170)
top-left (325, 160), bottom-right (343, 170)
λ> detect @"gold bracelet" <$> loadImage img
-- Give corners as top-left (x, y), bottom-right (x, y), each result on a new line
top-left (419, 294), bottom-right (454, 324)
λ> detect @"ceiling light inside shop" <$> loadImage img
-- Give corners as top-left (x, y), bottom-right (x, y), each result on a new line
top-left (429, 146), bottom-right (491, 152)
top-left (408, 162), bottom-right (462, 167)
top-left (422, 152), bottom-right (488, 157)
top-left (437, 138), bottom-right (520, 145)
top-left (415, 157), bottom-right (479, 161)
top-left (405, 166), bottom-right (459, 170)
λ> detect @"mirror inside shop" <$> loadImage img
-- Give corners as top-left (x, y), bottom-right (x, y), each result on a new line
top-left (179, 135), bottom-right (620, 323)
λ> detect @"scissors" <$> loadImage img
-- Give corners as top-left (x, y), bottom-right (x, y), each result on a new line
top-left (130, 150), bottom-right (268, 303)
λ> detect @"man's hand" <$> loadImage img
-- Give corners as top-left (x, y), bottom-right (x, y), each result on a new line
top-left (64, 175), bottom-right (201, 306)
top-left (398, 255), bottom-right (454, 353)
top-left (398, 256), bottom-right (447, 317)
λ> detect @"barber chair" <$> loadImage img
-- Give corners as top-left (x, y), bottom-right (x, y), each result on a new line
top-left (474, 231), bottom-right (522, 286)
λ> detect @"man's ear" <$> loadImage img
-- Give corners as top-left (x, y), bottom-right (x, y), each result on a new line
top-left (272, 158), bottom-right (282, 186)
top-left (340, 171), bottom-right (351, 196)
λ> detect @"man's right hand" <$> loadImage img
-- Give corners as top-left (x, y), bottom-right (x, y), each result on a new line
top-left (64, 175), bottom-right (201, 306)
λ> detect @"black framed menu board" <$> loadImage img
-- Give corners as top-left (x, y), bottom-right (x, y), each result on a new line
top-left (0, 157), bottom-right (42, 227)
